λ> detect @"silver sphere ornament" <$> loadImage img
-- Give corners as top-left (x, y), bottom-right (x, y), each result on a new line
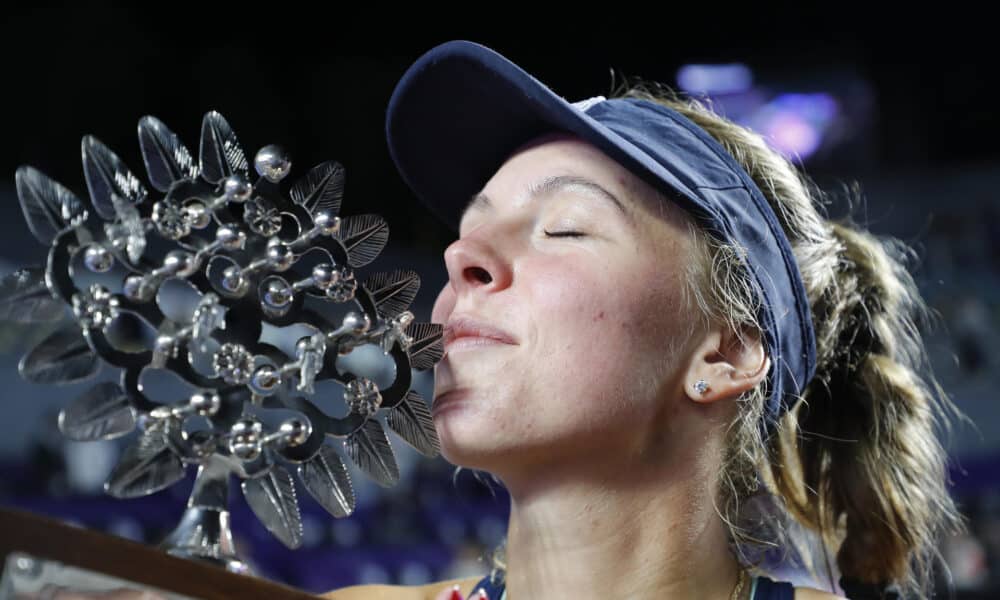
top-left (311, 264), bottom-right (337, 289)
top-left (229, 418), bottom-right (263, 461)
top-left (122, 275), bottom-right (146, 301)
top-left (231, 440), bottom-right (259, 461)
top-left (163, 250), bottom-right (196, 277)
top-left (184, 201), bottom-right (211, 229)
top-left (221, 266), bottom-right (246, 294)
top-left (250, 364), bottom-right (281, 396)
top-left (254, 145), bottom-right (292, 183)
top-left (230, 418), bottom-right (262, 438)
top-left (342, 311), bottom-right (370, 334)
top-left (189, 391), bottom-right (221, 417)
top-left (83, 245), bottom-right (113, 273)
top-left (279, 418), bottom-right (312, 447)
top-left (266, 240), bottom-right (294, 271)
top-left (313, 210), bottom-right (340, 235)
top-left (263, 278), bottom-right (293, 309)
top-left (215, 224), bottom-right (246, 250)
top-left (222, 175), bottom-right (253, 203)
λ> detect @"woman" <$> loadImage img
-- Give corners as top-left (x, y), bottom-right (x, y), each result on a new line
top-left (40, 39), bottom-right (959, 600)
top-left (338, 39), bottom-right (960, 600)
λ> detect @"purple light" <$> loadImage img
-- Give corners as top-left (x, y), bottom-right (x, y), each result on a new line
top-left (676, 63), bottom-right (754, 95)
top-left (772, 92), bottom-right (838, 123)
top-left (766, 112), bottom-right (821, 159)
top-left (749, 93), bottom-right (840, 161)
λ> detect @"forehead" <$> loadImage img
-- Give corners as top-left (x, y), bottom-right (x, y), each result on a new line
top-left (462, 132), bottom-right (688, 227)
top-left (501, 132), bottom-right (631, 182)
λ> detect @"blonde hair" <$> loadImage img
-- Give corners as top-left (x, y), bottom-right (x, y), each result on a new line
top-left (613, 78), bottom-right (963, 597)
top-left (476, 78), bottom-right (963, 598)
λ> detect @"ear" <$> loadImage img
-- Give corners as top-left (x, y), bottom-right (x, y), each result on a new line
top-left (683, 325), bottom-right (770, 404)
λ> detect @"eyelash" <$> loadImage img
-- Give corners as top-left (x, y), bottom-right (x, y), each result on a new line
top-left (543, 229), bottom-right (585, 238)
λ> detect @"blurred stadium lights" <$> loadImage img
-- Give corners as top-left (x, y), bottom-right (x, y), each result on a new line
top-left (753, 92), bottom-right (840, 161)
top-left (676, 63), bottom-right (754, 95)
top-left (675, 62), bottom-right (872, 167)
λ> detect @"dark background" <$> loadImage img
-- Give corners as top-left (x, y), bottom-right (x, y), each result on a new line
top-left (1, 4), bottom-right (999, 597)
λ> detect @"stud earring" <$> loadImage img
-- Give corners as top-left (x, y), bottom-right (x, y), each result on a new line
top-left (694, 379), bottom-right (710, 394)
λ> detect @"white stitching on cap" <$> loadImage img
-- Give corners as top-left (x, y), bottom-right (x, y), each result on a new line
top-left (571, 96), bottom-right (606, 112)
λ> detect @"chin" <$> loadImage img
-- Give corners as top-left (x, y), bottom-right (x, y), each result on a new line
top-left (436, 429), bottom-right (559, 488)
top-left (439, 450), bottom-right (503, 476)
top-left (432, 423), bottom-right (511, 479)
top-left (435, 418), bottom-right (493, 468)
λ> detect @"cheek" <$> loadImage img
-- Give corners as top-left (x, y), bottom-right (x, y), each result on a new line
top-left (526, 262), bottom-right (639, 383)
top-left (526, 254), bottom-right (687, 405)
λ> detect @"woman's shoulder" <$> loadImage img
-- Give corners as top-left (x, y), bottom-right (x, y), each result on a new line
top-left (320, 575), bottom-right (482, 600)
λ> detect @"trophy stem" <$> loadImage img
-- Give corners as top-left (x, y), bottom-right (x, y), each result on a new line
top-left (157, 459), bottom-right (252, 575)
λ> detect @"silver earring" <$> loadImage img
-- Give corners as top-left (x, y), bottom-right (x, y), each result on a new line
top-left (694, 379), bottom-right (710, 394)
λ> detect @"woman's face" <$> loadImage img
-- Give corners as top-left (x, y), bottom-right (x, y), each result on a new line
top-left (430, 132), bottom-right (701, 479)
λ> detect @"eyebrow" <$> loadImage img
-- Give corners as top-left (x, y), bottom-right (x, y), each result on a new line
top-left (460, 174), bottom-right (631, 226)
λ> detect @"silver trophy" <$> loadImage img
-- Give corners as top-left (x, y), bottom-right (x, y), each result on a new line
top-left (3, 111), bottom-right (443, 574)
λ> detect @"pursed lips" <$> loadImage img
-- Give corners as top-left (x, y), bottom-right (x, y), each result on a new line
top-left (442, 315), bottom-right (518, 351)
top-left (433, 316), bottom-right (518, 409)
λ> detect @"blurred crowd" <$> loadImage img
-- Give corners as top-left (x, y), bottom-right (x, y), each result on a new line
top-left (0, 427), bottom-right (510, 593)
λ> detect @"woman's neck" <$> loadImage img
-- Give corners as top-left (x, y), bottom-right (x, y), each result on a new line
top-left (499, 441), bottom-right (742, 600)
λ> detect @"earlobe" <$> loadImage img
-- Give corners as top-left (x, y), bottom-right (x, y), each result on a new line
top-left (683, 327), bottom-right (769, 405)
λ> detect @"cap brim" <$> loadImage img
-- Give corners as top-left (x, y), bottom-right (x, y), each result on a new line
top-left (385, 40), bottom-right (699, 231)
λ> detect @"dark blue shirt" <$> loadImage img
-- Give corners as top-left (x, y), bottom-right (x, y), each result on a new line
top-left (471, 571), bottom-right (795, 599)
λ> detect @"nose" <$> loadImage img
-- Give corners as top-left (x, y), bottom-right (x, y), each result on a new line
top-left (441, 233), bottom-right (512, 298)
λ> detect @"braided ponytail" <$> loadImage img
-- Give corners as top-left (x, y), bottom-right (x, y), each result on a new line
top-left (770, 222), bottom-right (962, 595)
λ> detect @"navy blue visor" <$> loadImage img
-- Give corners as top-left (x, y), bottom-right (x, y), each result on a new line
top-left (385, 40), bottom-right (817, 426)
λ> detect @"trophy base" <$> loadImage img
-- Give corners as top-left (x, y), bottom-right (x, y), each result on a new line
top-left (158, 507), bottom-right (252, 576)
top-left (164, 547), bottom-right (252, 576)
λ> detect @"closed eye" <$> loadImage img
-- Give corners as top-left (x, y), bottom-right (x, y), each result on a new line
top-left (543, 229), bottom-right (586, 238)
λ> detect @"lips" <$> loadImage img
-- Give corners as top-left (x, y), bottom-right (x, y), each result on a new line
top-left (431, 388), bottom-right (467, 416)
top-left (433, 316), bottom-right (516, 410)
top-left (442, 315), bottom-right (518, 352)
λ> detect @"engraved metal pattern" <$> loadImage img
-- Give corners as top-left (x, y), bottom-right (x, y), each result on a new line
top-left (4, 112), bottom-right (445, 566)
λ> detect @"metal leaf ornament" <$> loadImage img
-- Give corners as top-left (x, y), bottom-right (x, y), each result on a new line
top-left (58, 382), bottom-right (135, 441)
top-left (345, 417), bottom-right (400, 488)
top-left (105, 419), bottom-right (186, 499)
top-left (19, 325), bottom-right (100, 383)
top-left (242, 465), bottom-right (303, 549)
top-left (386, 391), bottom-right (439, 457)
top-left (298, 445), bottom-right (355, 518)
top-left (5, 112), bottom-right (445, 572)
top-left (0, 267), bottom-right (64, 322)
top-left (16, 167), bottom-right (87, 244)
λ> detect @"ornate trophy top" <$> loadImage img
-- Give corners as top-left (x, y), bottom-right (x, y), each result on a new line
top-left (4, 110), bottom-right (444, 572)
